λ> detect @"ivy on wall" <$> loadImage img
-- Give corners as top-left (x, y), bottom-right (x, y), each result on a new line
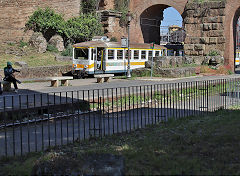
top-left (114, 0), bottom-right (129, 27)
top-left (81, 0), bottom-right (98, 14)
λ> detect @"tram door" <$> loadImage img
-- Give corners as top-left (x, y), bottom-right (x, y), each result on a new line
top-left (94, 47), bottom-right (105, 74)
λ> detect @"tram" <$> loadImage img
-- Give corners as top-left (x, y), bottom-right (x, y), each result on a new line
top-left (72, 38), bottom-right (184, 78)
top-left (236, 49), bottom-right (240, 68)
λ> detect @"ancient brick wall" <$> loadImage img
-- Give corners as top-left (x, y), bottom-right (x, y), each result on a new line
top-left (0, 0), bottom-right (80, 43)
top-left (184, 2), bottom-right (226, 57)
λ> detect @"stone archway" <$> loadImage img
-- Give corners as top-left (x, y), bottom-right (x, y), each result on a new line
top-left (129, 0), bottom-right (188, 43)
top-left (224, 0), bottom-right (240, 71)
top-left (233, 8), bottom-right (240, 71)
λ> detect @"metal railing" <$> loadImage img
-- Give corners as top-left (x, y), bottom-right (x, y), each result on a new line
top-left (0, 78), bottom-right (240, 157)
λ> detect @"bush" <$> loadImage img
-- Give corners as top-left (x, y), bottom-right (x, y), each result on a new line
top-left (18, 40), bottom-right (28, 48)
top-left (47, 44), bottom-right (58, 52)
top-left (64, 13), bottom-right (103, 43)
top-left (26, 8), bottom-right (103, 44)
top-left (110, 37), bottom-right (118, 42)
top-left (25, 7), bottom-right (65, 41)
top-left (61, 45), bottom-right (73, 56)
top-left (81, 0), bottom-right (98, 14)
top-left (208, 50), bottom-right (220, 56)
top-left (114, 0), bottom-right (129, 27)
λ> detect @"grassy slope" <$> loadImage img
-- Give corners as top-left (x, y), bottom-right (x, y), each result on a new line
top-left (0, 43), bottom-right (71, 69)
top-left (1, 110), bottom-right (240, 175)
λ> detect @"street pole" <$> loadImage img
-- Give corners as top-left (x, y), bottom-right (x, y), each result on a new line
top-left (151, 47), bottom-right (154, 79)
top-left (127, 11), bottom-right (131, 78)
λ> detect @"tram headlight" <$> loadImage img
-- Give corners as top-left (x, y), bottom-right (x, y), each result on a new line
top-left (84, 65), bottom-right (87, 69)
top-left (73, 64), bottom-right (77, 68)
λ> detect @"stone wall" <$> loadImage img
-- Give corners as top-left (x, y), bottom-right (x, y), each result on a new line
top-left (99, 10), bottom-right (127, 41)
top-left (184, 2), bottom-right (226, 56)
top-left (0, 0), bottom-right (80, 42)
top-left (0, 65), bottom-right (72, 79)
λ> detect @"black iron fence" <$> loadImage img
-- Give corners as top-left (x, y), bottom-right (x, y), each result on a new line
top-left (0, 78), bottom-right (240, 157)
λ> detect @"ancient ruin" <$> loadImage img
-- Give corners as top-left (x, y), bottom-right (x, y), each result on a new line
top-left (0, 0), bottom-right (240, 70)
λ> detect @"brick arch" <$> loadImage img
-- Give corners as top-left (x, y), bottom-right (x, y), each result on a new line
top-left (129, 0), bottom-right (188, 43)
top-left (224, 0), bottom-right (240, 71)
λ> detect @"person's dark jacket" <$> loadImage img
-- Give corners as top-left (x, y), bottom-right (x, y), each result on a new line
top-left (4, 67), bottom-right (19, 79)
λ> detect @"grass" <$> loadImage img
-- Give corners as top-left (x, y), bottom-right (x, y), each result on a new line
top-left (0, 43), bottom-right (71, 69)
top-left (1, 109), bottom-right (240, 175)
top-left (89, 82), bottom-right (230, 110)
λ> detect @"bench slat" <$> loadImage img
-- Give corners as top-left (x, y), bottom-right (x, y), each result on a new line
top-left (94, 74), bottom-right (114, 78)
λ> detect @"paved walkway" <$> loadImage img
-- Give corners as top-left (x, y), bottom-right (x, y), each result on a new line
top-left (1, 74), bottom-right (240, 156)
top-left (2, 74), bottom-right (240, 95)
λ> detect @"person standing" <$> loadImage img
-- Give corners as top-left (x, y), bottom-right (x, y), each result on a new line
top-left (4, 62), bottom-right (21, 93)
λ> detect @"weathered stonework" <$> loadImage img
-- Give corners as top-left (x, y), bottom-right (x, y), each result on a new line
top-left (0, 0), bottom-right (240, 71)
top-left (184, 2), bottom-right (226, 57)
top-left (0, 0), bottom-right (80, 42)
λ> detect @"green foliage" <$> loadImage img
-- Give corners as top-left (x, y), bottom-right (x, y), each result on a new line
top-left (81, 0), bottom-right (98, 14)
top-left (64, 13), bottom-right (103, 43)
top-left (18, 40), bottom-right (28, 48)
top-left (25, 7), bottom-right (65, 40)
top-left (46, 44), bottom-right (58, 52)
top-left (26, 8), bottom-right (103, 44)
top-left (61, 45), bottom-right (73, 56)
top-left (208, 50), bottom-right (220, 56)
top-left (114, 0), bottom-right (129, 27)
top-left (110, 37), bottom-right (118, 42)
top-left (7, 42), bottom-right (15, 46)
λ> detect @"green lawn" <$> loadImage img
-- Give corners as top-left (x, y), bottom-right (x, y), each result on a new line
top-left (1, 109), bottom-right (240, 175)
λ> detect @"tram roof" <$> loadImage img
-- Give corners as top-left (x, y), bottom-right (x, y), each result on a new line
top-left (73, 41), bottom-right (166, 49)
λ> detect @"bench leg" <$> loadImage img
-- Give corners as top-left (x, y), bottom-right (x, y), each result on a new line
top-left (104, 77), bottom-right (111, 83)
top-left (3, 82), bottom-right (11, 92)
top-left (51, 80), bottom-right (59, 87)
top-left (97, 78), bottom-right (104, 83)
top-left (61, 80), bottom-right (69, 86)
top-left (0, 82), bottom-right (2, 95)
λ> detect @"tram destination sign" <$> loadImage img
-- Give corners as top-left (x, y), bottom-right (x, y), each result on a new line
top-left (121, 37), bottom-right (128, 48)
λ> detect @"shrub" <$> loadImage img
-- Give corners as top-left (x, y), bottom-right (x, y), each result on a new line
top-left (114, 0), bottom-right (129, 26)
top-left (208, 50), bottom-right (220, 56)
top-left (110, 37), bottom-right (118, 42)
top-left (47, 44), bottom-right (58, 53)
top-left (61, 45), bottom-right (73, 56)
top-left (81, 0), bottom-right (98, 14)
top-left (18, 40), bottom-right (28, 48)
top-left (64, 13), bottom-right (103, 43)
top-left (25, 7), bottom-right (65, 41)
top-left (26, 8), bottom-right (103, 44)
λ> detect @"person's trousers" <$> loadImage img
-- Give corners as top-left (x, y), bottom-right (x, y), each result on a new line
top-left (5, 77), bottom-right (18, 89)
top-left (0, 82), bottom-right (2, 94)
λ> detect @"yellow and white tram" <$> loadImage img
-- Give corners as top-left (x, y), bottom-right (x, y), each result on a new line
top-left (72, 40), bottom-right (168, 77)
top-left (235, 49), bottom-right (240, 68)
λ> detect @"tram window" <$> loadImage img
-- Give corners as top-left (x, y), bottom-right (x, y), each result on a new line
top-left (74, 48), bottom-right (88, 60)
top-left (108, 50), bottom-right (115, 60)
top-left (155, 51), bottom-right (160, 57)
top-left (125, 50), bottom-right (131, 59)
top-left (148, 51), bottom-right (153, 59)
top-left (134, 50), bottom-right (139, 59)
top-left (92, 49), bottom-right (96, 60)
top-left (117, 50), bottom-right (123, 60)
top-left (141, 50), bottom-right (146, 59)
top-left (163, 50), bottom-right (167, 56)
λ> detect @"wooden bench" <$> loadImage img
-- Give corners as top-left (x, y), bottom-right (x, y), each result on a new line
top-left (94, 74), bottom-right (114, 83)
top-left (46, 76), bottom-right (74, 87)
